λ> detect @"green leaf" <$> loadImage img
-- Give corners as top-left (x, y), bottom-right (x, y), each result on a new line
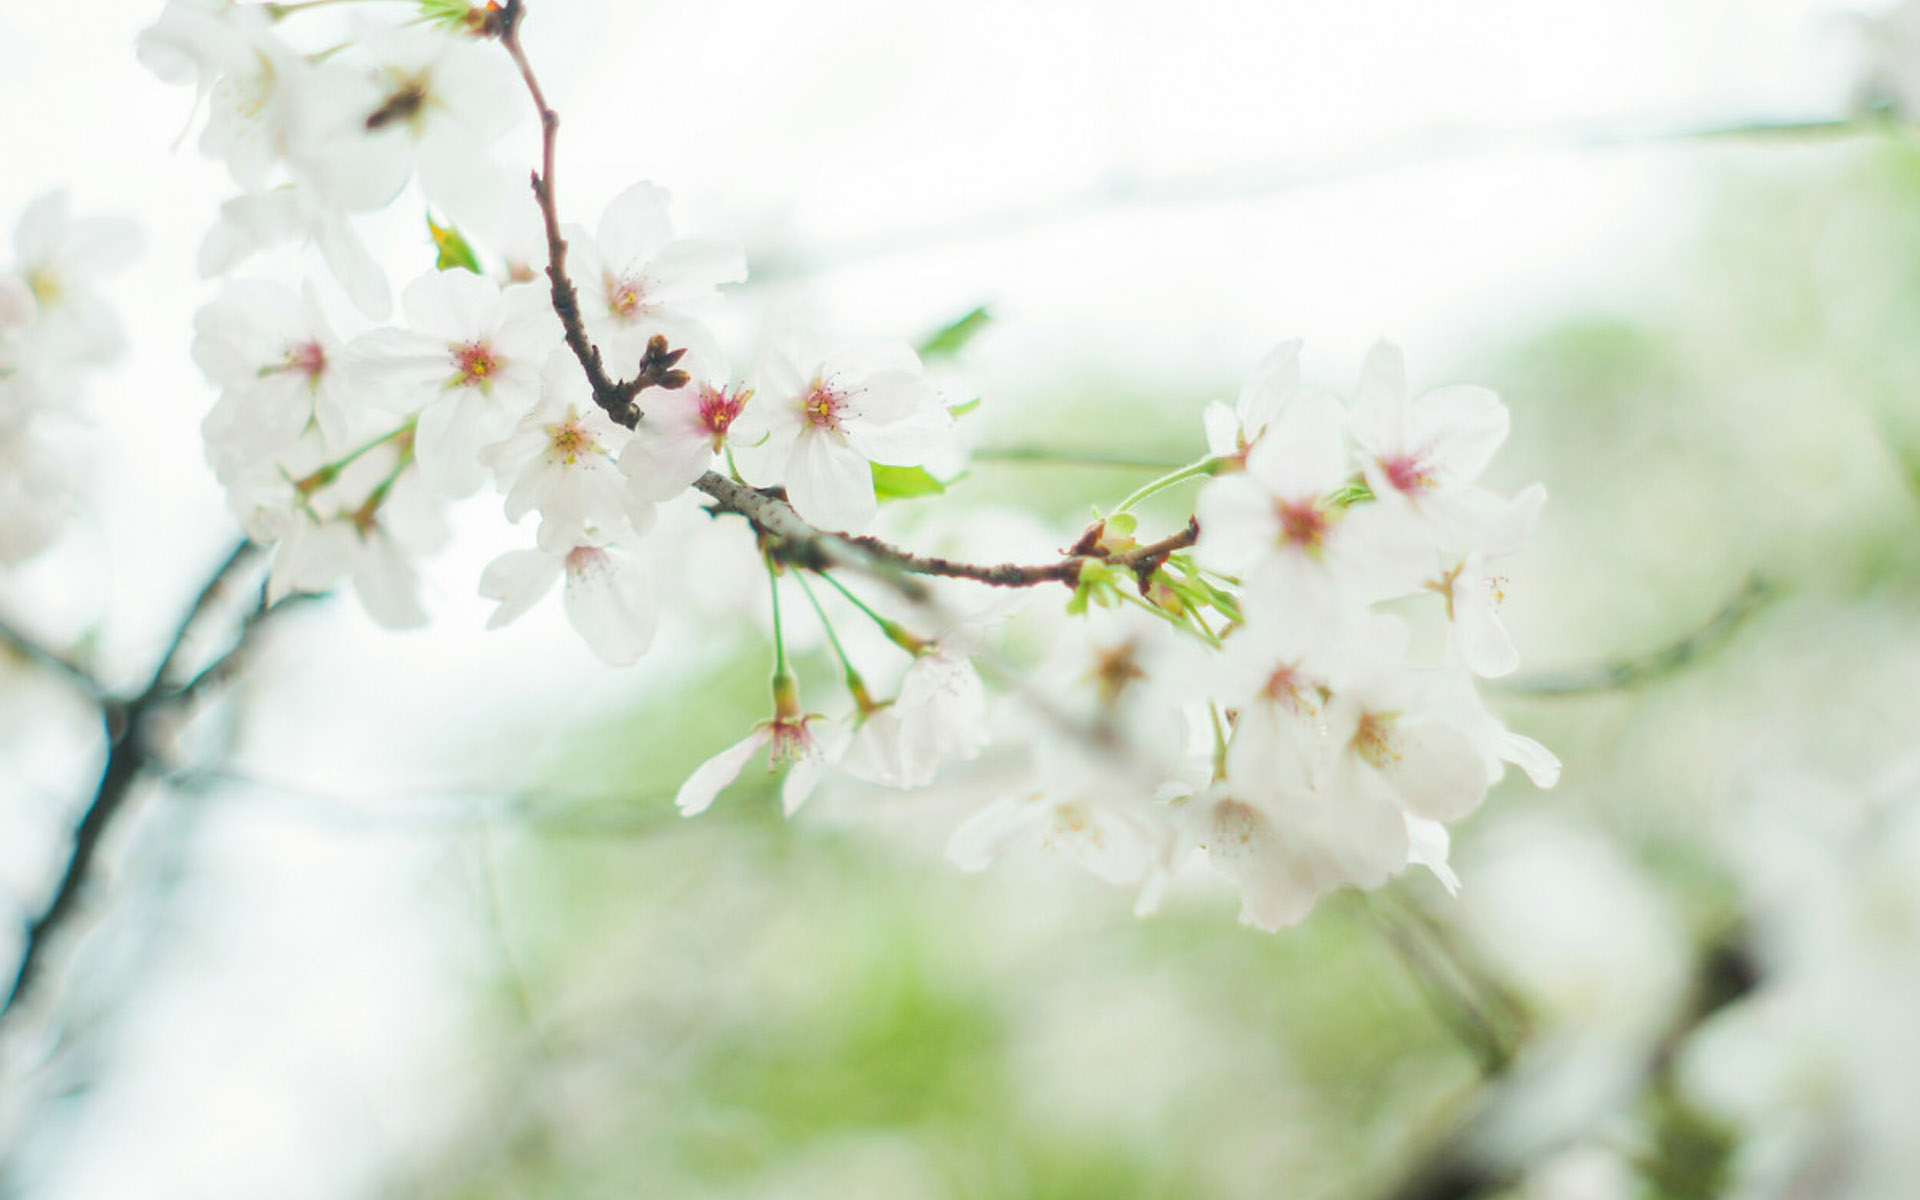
top-left (948, 398), bottom-right (982, 418)
top-left (871, 463), bottom-right (947, 502)
top-left (916, 305), bottom-right (992, 360)
top-left (427, 214), bottom-right (481, 274)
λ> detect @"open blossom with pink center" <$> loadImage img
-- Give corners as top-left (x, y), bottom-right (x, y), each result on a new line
top-left (349, 270), bottom-right (557, 496)
top-left (620, 377), bottom-right (754, 504)
top-left (676, 684), bottom-right (838, 818)
top-left (733, 337), bottom-right (954, 532)
top-left (483, 355), bottom-right (638, 549)
top-left (1349, 340), bottom-right (1544, 555)
top-left (1195, 388), bottom-right (1424, 623)
top-left (1179, 782), bottom-right (1384, 931)
top-left (479, 538), bottom-right (659, 667)
top-left (567, 183), bottom-right (746, 372)
top-left (948, 740), bottom-right (1190, 917)
top-left (193, 280), bottom-right (354, 456)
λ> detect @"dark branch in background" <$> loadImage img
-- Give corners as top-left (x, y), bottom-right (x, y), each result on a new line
top-left (0, 539), bottom-right (299, 1032)
top-left (1377, 924), bottom-right (1757, 1200)
top-left (1499, 573), bottom-right (1774, 697)
top-left (492, 3), bottom-right (1205, 600)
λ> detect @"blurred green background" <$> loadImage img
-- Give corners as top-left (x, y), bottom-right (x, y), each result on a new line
top-left (395, 137), bottom-right (1920, 1200)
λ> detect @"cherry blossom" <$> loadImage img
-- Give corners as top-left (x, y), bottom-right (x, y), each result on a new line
top-left (1195, 388), bottom-right (1424, 622)
top-left (1349, 340), bottom-right (1542, 555)
top-left (620, 377), bottom-right (754, 504)
top-left (194, 279), bottom-right (354, 456)
top-left (676, 680), bottom-right (838, 818)
top-left (483, 355), bottom-right (637, 548)
top-left (566, 183), bottom-right (746, 374)
top-left (734, 337), bottom-right (954, 532)
top-left (1202, 338), bottom-right (1306, 464)
top-left (348, 22), bottom-right (522, 232)
top-left (349, 270), bottom-right (558, 495)
top-left (480, 538), bottom-right (659, 666)
top-left (841, 646), bottom-right (990, 789)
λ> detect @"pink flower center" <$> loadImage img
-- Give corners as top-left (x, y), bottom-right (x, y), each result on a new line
top-left (696, 384), bottom-right (751, 449)
top-left (1380, 453), bottom-right (1432, 495)
top-left (1275, 499), bottom-right (1329, 551)
top-left (767, 714), bottom-right (817, 766)
top-left (565, 545), bottom-right (606, 579)
top-left (452, 340), bottom-right (499, 388)
top-left (1262, 662), bottom-right (1312, 713)
top-left (801, 381), bottom-right (845, 433)
top-left (263, 340), bottom-right (328, 387)
top-left (606, 274), bottom-right (644, 321)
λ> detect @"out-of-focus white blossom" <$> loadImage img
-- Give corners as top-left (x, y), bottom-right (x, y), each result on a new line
top-left (480, 537), bottom-right (659, 667)
top-left (195, 279), bottom-right (354, 456)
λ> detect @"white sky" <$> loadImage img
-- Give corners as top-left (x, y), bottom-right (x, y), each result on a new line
top-left (0, 0), bottom-right (1880, 1195)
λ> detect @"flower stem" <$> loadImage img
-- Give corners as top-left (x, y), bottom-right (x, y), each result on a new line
top-left (1113, 455), bottom-right (1219, 515)
top-left (793, 570), bottom-right (871, 708)
top-left (291, 418), bottom-right (415, 494)
top-left (1208, 702), bottom-right (1230, 780)
top-left (765, 556), bottom-right (791, 685)
top-left (811, 569), bottom-right (924, 655)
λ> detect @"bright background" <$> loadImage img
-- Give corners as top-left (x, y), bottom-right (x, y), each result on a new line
top-left (5, 2), bottom-right (1920, 1198)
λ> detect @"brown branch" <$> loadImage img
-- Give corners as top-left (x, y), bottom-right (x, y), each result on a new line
top-left (496, 0), bottom-right (686, 427)
top-left (0, 539), bottom-right (290, 1031)
top-left (693, 471), bottom-right (1199, 594)
top-left (494, 5), bottom-right (1200, 600)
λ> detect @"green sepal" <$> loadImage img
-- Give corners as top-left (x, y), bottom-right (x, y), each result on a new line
top-left (1066, 560), bottom-right (1133, 615)
top-left (1328, 477), bottom-right (1374, 508)
top-left (417, 0), bottom-right (481, 32)
top-left (428, 214), bottom-right (482, 274)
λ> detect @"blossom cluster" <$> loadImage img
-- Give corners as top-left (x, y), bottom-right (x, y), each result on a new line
top-left (140, 0), bottom-right (1557, 928)
top-left (942, 342), bottom-right (1560, 927)
top-left (0, 193), bottom-right (139, 568)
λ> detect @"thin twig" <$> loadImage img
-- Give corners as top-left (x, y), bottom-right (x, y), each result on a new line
top-left (1498, 573), bottom-right (1773, 697)
top-left (493, 9), bottom-right (1202, 601)
top-left (0, 539), bottom-right (284, 1030)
